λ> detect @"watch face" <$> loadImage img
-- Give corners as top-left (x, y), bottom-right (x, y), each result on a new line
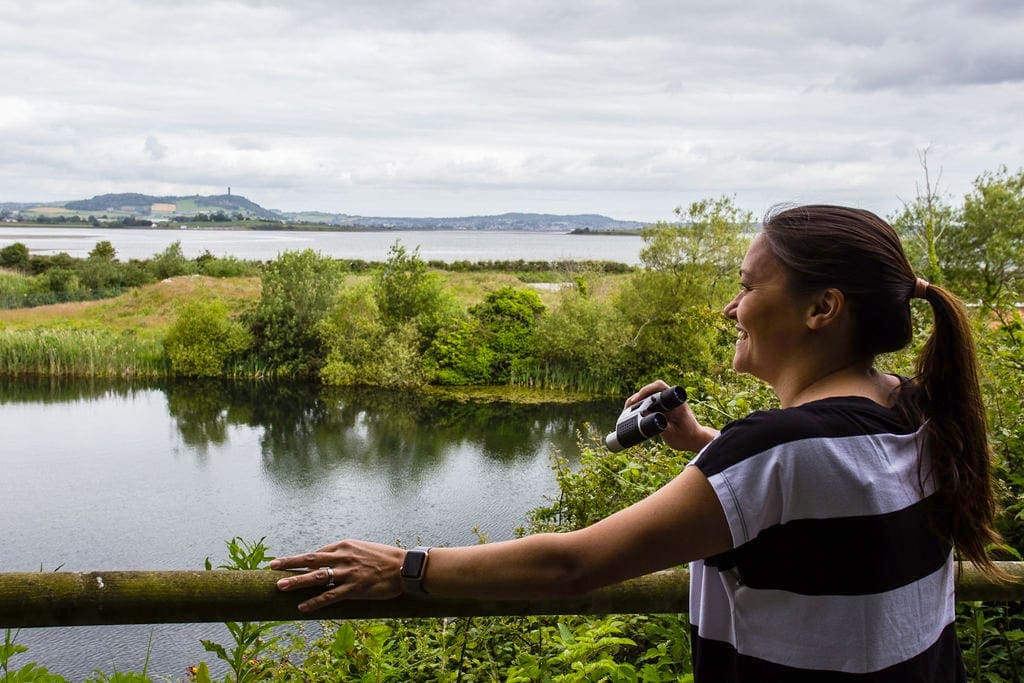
top-left (402, 550), bottom-right (427, 578)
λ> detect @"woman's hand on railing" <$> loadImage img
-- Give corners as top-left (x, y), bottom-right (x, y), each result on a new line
top-left (270, 539), bottom-right (405, 612)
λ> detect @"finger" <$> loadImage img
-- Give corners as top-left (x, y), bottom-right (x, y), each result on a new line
top-left (270, 552), bottom-right (331, 571)
top-left (268, 554), bottom-right (307, 570)
top-left (625, 380), bottom-right (669, 407)
top-left (276, 566), bottom-right (335, 591)
top-left (297, 585), bottom-right (345, 613)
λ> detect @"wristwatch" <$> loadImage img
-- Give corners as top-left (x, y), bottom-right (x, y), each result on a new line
top-left (401, 546), bottom-right (432, 594)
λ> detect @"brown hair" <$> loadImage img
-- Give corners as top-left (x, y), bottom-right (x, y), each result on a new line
top-left (761, 204), bottom-right (1001, 576)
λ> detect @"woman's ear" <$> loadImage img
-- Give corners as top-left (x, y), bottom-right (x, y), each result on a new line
top-left (806, 288), bottom-right (845, 330)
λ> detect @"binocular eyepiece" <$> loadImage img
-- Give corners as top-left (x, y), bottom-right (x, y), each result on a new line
top-left (605, 385), bottom-right (687, 452)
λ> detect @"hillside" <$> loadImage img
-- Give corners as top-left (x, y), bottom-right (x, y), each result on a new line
top-left (1, 193), bottom-right (646, 231)
top-left (63, 192), bottom-right (277, 219)
top-left (286, 210), bottom-right (645, 231)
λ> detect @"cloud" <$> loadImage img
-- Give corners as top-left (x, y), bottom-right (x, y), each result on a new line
top-left (144, 135), bottom-right (167, 161)
top-left (0, 0), bottom-right (1021, 221)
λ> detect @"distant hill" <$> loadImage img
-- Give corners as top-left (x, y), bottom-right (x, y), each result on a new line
top-left (63, 193), bottom-right (278, 220)
top-left (285, 211), bottom-right (645, 232)
top-left (2, 193), bottom-right (646, 232)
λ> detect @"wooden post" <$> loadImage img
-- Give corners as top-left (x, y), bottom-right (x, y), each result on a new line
top-left (2, 562), bottom-right (1022, 629)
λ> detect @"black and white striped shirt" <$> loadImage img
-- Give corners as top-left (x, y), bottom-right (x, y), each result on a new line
top-left (689, 396), bottom-right (965, 681)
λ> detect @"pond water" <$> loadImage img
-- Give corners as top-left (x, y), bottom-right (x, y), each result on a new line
top-left (0, 378), bottom-right (619, 679)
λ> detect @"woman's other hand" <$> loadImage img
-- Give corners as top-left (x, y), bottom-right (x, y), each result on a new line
top-left (270, 539), bottom-right (405, 612)
top-left (626, 380), bottom-right (718, 452)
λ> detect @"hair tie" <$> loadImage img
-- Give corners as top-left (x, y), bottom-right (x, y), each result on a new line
top-left (913, 277), bottom-right (930, 299)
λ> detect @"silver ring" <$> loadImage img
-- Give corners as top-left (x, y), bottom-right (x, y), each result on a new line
top-left (325, 566), bottom-right (335, 588)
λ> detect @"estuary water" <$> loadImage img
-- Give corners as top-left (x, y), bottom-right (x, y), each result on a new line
top-left (1, 378), bottom-right (619, 679)
top-left (0, 226), bottom-right (645, 264)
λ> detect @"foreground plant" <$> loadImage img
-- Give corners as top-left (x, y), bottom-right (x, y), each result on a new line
top-left (1, 629), bottom-right (67, 683)
top-left (197, 537), bottom-right (283, 683)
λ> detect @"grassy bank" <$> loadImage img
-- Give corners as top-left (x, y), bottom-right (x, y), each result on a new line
top-left (0, 271), bottom-right (621, 331)
top-left (0, 269), bottom-right (629, 380)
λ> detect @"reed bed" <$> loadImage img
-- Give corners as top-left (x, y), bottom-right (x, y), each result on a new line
top-left (511, 360), bottom-right (626, 396)
top-left (0, 328), bottom-right (168, 378)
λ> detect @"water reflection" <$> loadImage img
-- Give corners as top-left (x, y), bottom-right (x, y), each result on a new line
top-left (0, 375), bottom-right (146, 404)
top-left (158, 380), bottom-right (612, 488)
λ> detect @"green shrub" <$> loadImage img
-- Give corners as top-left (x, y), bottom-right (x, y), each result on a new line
top-left (469, 286), bottom-right (545, 382)
top-left (528, 288), bottom-right (633, 393)
top-left (374, 242), bottom-right (460, 345)
top-left (425, 317), bottom-right (496, 385)
top-left (318, 284), bottom-right (426, 388)
top-left (146, 241), bottom-right (195, 280)
top-left (248, 249), bottom-right (341, 376)
top-left (196, 252), bottom-right (262, 278)
top-left (0, 242), bottom-right (30, 272)
top-left (41, 267), bottom-right (83, 296)
top-left (164, 299), bottom-right (252, 377)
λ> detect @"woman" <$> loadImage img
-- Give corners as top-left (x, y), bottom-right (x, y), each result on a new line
top-left (272, 204), bottom-right (998, 681)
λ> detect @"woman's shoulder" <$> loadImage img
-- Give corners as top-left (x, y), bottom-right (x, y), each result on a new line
top-left (724, 395), bottom-right (914, 437)
top-left (695, 396), bottom-right (916, 475)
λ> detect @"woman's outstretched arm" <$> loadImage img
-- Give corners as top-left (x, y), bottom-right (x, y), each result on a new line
top-left (271, 464), bottom-right (731, 613)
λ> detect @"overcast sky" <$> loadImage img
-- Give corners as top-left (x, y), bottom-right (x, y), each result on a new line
top-left (1, 0), bottom-right (1021, 223)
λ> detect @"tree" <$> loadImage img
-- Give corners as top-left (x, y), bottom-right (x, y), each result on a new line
top-left (946, 167), bottom-right (1024, 307)
top-left (0, 242), bottom-right (30, 272)
top-left (531, 288), bottom-right (635, 393)
top-left (613, 196), bottom-right (752, 384)
top-left (318, 283), bottom-right (427, 388)
top-left (88, 240), bottom-right (117, 261)
top-left (468, 286), bottom-right (546, 382)
top-left (424, 317), bottom-right (495, 385)
top-left (319, 243), bottom-right (460, 386)
top-left (637, 195), bottom-right (752, 305)
top-left (148, 241), bottom-right (195, 280)
top-left (890, 148), bottom-right (958, 285)
top-left (249, 249), bottom-right (341, 376)
top-left (374, 242), bottom-right (447, 325)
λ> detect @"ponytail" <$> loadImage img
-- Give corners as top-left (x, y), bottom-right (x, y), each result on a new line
top-left (901, 282), bottom-right (1003, 578)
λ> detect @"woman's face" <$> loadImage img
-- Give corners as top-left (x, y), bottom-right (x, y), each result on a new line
top-left (723, 234), bottom-right (813, 386)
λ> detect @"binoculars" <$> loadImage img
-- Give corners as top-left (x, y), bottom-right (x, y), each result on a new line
top-left (605, 385), bottom-right (687, 452)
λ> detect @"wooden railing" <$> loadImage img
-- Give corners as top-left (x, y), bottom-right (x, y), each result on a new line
top-left (4, 562), bottom-right (1024, 628)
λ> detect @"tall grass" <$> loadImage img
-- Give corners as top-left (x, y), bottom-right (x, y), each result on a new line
top-left (511, 359), bottom-right (628, 395)
top-left (0, 270), bottom-right (30, 309)
top-left (0, 328), bottom-right (167, 378)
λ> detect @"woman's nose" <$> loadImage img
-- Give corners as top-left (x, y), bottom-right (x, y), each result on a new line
top-left (723, 295), bottom-right (739, 319)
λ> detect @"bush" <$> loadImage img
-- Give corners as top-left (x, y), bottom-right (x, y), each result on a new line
top-left (164, 299), bottom-right (252, 377)
top-left (248, 249), bottom-right (341, 376)
top-left (0, 242), bottom-right (30, 272)
top-left (425, 317), bottom-right (496, 385)
top-left (147, 241), bottom-right (195, 280)
top-left (196, 251), bottom-right (262, 278)
top-left (468, 286), bottom-right (546, 382)
top-left (528, 287), bottom-right (633, 393)
top-left (41, 267), bottom-right (83, 296)
top-left (318, 284), bottom-right (427, 388)
top-left (374, 242), bottom-right (459, 342)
